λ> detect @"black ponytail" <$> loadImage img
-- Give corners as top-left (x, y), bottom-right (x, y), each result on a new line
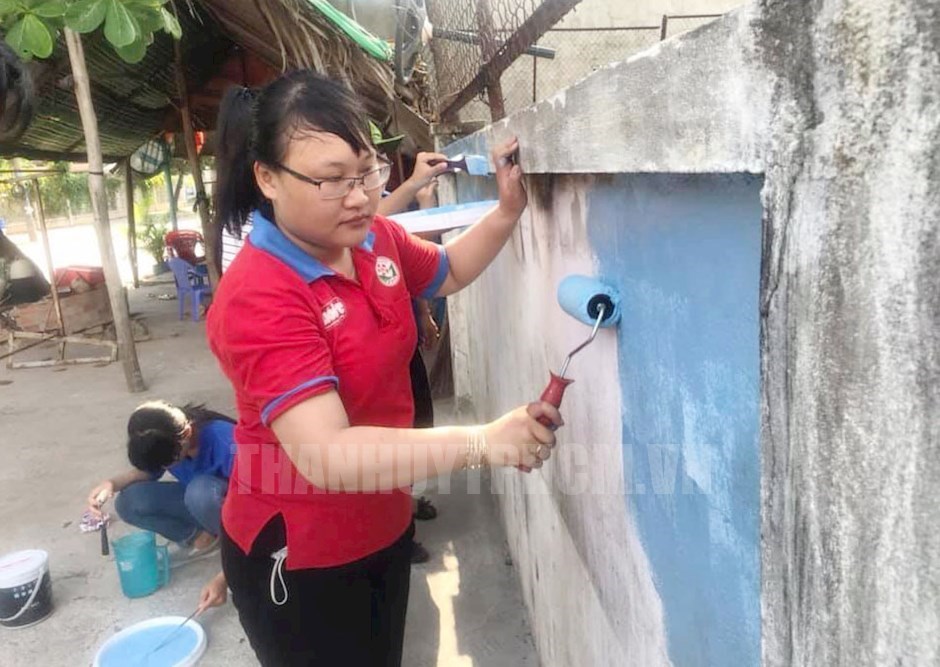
top-left (213, 71), bottom-right (372, 239)
top-left (180, 402), bottom-right (235, 426)
top-left (214, 86), bottom-right (259, 239)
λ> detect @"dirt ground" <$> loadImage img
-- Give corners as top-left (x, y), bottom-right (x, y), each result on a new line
top-left (0, 282), bottom-right (536, 666)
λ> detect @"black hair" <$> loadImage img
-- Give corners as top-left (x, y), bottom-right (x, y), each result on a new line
top-left (126, 401), bottom-right (234, 473)
top-left (214, 70), bottom-right (372, 239)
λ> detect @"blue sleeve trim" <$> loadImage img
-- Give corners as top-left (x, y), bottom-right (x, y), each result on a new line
top-left (261, 375), bottom-right (339, 427)
top-left (421, 245), bottom-right (450, 299)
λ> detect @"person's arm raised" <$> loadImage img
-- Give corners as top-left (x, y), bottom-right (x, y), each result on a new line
top-left (376, 152), bottom-right (449, 216)
top-left (434, 136), bottom-right (525, 297)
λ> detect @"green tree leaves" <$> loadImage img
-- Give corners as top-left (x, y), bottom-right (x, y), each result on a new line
top-left (32, 0), bottom-right (68, 18)
top-left (63, 0), bottom-right (107, 33)
top-left (103, 0), bottom-right (137, 48)
top-left (159, 7), bottom-right (178, 38)
top-left (3, 0), bottom-right (181, 63)
top-left (6, 13), bottom-right (54, 58)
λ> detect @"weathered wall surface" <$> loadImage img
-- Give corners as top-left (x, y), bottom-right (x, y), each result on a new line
top-left (441, 0), bottom-right (939, 665)
top-left (446, 10), bottom-right (769, 176)
top-left (447, 174), bottom-right (672, 667)
top-left (444, 11), bottom-right (768, 666)
top-left (754, 1), bottom-right (940, 665)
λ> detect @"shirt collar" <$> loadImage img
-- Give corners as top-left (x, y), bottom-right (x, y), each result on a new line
top-left (248, 209), bottom-right (376, 282)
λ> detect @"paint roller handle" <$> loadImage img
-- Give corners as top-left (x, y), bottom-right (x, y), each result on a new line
top-left (537, 373), bottom-right (574, 424)
top-left (517, 373), bottom-right (574, 473)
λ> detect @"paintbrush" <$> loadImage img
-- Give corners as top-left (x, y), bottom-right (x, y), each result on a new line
top-left (147, 608), bottom-right (200, 657)
top-left (95, 489), bottom-right (110, 556)
top-left (429, 154), bottom-right (491, 176)
top-left (100, 523), bottom-right (109, 556)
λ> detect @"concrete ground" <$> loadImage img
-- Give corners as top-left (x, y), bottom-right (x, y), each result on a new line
top-left (0, 283), bottom-right (537, 666)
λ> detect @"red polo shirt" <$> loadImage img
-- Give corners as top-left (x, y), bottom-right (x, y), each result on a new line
top-left (207, 210), bottom-right (449, 569)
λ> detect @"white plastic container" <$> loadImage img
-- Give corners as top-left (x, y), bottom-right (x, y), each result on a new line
top-left (0, 549), bottom-right (53, 629)
top-left (93, 615), bottom-right (207, 667)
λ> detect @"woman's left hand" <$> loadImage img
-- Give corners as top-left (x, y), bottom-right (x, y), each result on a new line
top-left (417, 300), bottom-right (440, 349)
top-left (410, 152), bottom-right (450, 191)
top-left (415, 178), bottom-right (439, 210)
top-left (196, 572), bottom-right (228, 614)
top-left (493, 136), bottom-right (526, 221)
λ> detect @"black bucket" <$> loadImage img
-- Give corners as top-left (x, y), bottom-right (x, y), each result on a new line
top-left (0, 550), bottom-right (54, 629)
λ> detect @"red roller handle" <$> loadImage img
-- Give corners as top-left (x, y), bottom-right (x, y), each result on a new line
top-left (519, 373), bottom-right (573, 473)
top-left (538, 372), bottom-right (573, 424)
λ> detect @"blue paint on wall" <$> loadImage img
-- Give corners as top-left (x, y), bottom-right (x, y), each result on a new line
top-left (587, 174), bottom-right (762, 667)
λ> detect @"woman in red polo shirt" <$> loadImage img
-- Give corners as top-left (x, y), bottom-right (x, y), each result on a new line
top-left (209, 71), bottom-right (561, 666)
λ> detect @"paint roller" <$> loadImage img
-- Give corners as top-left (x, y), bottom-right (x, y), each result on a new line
top-left (525, 276), bottom-right (621, 470)
top-left (539, 274), bottom-right (621, 410)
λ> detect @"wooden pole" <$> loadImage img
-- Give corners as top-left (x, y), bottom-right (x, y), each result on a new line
top-left (32, 179), bottom-right (66, 360)
top-left (64, 28), bottom-right (146, 393)
top-left (475, 0), bottom-right (506, 121)
top-left (163, 159), bottom-right (178, 231)
top-left (15, 160), bottom-right (38, 242)
top-left (173, 170), bottom-right (184, 208)
top-left (532, 55), bottom-right (538, 103)
top-left (124, 161), bottom-right (139, 288)
top-left (439, 0), bottom-right (580, 120)
top-left (174, 40), bottom-right (220, 287)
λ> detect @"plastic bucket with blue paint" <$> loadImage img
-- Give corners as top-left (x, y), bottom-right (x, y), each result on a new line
top-left (0, 549), bottom-right (54, 629)
top-left (94, 615), bottom-right (206, 667)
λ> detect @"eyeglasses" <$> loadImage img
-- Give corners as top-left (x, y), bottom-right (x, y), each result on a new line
top-left (275, 162), bottom-right (392, 200)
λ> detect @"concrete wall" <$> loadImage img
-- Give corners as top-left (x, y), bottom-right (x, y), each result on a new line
top-left (440, 0), bottom-right (939, 665)
top-left (754, 1), bottom-right (940, 665)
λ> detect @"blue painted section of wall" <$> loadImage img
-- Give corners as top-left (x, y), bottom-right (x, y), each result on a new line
top-left (587, 174), bottom-right (762, 667)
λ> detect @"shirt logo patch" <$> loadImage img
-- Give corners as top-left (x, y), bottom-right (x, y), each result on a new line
top-left (321, 298), bottom-right (347, 328)
top-left (375, 256), bottom-right (401, 287)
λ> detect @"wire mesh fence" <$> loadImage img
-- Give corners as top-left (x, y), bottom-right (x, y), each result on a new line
top-left (662, 14), bottom-right (723, 39)
top-left (500, 27), bottom-right (661, 114)
top-left (421, 2), bottom-right (725, 122)
top-left (424, 0), bottom-right (583, 121)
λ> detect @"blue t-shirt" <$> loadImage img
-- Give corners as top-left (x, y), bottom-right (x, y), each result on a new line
top-left (165, 419), bottom-right (236, 487)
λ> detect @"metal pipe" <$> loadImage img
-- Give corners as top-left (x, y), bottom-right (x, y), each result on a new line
top-left (559, 304), bottom-right (607, 378)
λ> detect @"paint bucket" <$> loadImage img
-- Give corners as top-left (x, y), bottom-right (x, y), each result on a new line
top-left (0, 549), bottom-right (54, 629)
top-left (113, 532), bottom-right (170, 599)
top-left (93, 615), bottom-right (206, 667)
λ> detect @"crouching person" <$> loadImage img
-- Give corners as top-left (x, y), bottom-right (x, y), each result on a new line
top-left (86, 401), bottom-right (235, 562)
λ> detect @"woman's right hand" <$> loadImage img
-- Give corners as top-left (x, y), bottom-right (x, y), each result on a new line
top-left (86, 480), bottom-right (115, 517)
top-left (484, 402), bottom-right (563, 469)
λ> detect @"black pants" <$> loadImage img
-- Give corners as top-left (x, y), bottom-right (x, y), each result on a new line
top-left (410, 347), bottom-right (434, 429)
top-left (221, 516), bottom-right (413, 666)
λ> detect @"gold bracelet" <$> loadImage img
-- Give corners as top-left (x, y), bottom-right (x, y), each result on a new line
top-left (465, 428), bottom-right (489, 470)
